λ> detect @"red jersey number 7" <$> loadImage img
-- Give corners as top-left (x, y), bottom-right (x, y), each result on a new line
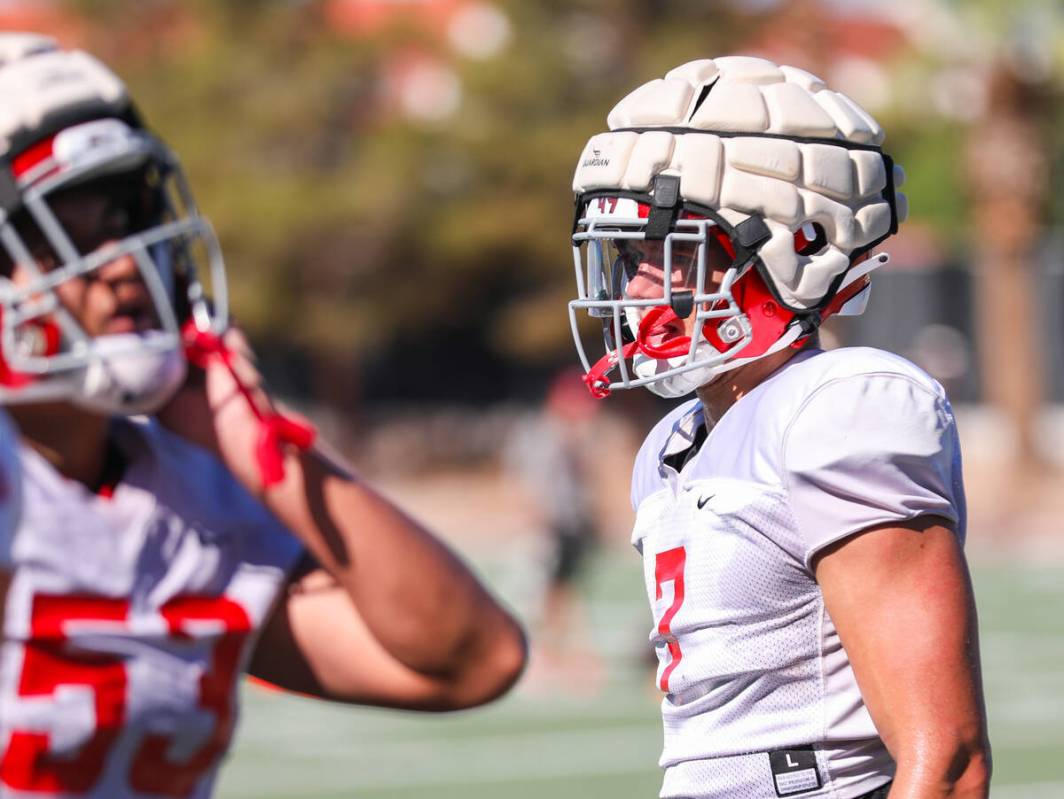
top-left (654, 547), bottom-right (686, 693)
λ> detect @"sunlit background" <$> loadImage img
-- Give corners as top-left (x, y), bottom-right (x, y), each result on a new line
top-left (7, 0), bottom-right (1064, 796)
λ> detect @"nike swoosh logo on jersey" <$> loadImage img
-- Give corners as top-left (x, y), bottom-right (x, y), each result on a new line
top-left (697, 495), bottom-right (715, 509)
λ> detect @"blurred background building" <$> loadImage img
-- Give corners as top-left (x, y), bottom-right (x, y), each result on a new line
top-left (6, 1), bottom-right (1063, 797)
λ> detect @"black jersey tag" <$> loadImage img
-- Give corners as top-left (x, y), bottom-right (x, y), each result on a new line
top-left (768, 746), bottom-right (822, 797)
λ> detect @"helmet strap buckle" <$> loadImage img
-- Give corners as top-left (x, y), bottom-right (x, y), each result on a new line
top-left (645, 174), bottom-right (681, 240)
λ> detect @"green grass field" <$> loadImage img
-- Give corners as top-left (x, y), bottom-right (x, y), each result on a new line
top-left (217, 548), bottom-right (1064, 799)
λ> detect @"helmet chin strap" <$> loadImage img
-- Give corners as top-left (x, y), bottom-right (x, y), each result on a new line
top-left (183, 323), bottom-right (316, 487)
top-left (632, 316), bottom-right (805, 400)
top-left (583, 340), bottom-right (639, 398)
top-left (582, 306), bottom-right (694, 398)
top-left (582, 251), bottom-right (892, 399)
top-left (0, 328), bottom-right (189, 414)
top-left (0, 319), bottom-right (316, 487)
top-left (73, 334), bottom-right (188, 415)
top-left (634, 351), bottom-right (717, 399)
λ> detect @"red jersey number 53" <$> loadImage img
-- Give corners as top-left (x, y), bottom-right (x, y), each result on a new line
top-left (1, 593), bottom-right (252, 797)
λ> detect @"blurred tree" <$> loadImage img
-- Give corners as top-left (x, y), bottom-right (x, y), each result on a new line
top-left (47, 0), bottom-right (1062, 424)
top-left (965, 69), bottom-right (1051, 470)
top-left (955, 0), bottom-right (1063, 471)
top-left (56, 0), bottom-right (753, 407)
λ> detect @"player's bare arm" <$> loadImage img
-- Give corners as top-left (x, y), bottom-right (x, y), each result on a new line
top-left (0, 34), bottom-right (522, 797)
top-left (815, 517), bottom-right (990, 798)
top-left (158, 335), bottom-right (527, 710)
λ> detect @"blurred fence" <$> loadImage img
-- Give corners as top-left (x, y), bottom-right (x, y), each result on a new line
top-left (838, 230), bottom-right (1064, 404)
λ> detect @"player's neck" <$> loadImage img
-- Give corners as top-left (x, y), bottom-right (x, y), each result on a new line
top-left (9, 403), bottom-right (112, 488)
top-left (696, 346), bottom-right (804, 426)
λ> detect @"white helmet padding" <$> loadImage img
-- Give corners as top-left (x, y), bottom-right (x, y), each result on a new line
top-left (0, 39), bottom-right (130, 164)
top-left (572, 55), bottom-right (906, 312)
top-left (0, 33), bottom-right (58, 67)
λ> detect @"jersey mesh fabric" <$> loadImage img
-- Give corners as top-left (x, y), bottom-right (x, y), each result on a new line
top-left (630, 347), bottom-right (963, 799)
top-left (0, 418), bottom-right (303, 799)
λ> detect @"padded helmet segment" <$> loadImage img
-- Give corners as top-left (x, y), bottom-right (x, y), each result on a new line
top-left (0, 33), bottom-right (58, 66)
top-left (572, 56), bottom-right (906, 311)
top-left (0, 35), bottom-right (134, 168)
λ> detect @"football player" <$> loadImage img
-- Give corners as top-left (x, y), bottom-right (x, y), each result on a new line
top-left (0, 33), bottom-right (526, 797)
top-left (567, 57), bottom-right (990, 799)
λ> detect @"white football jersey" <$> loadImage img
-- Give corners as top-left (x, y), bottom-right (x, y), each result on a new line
top-left (0, 418), bottom-right (302, 799)
top-left (631, 347), bottom-right (965, 799)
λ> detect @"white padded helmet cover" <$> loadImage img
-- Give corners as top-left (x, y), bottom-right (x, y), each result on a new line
top-left (0, 33), bottom-right (58, 67)
top-left (573, 56), bottom-right (907, 310)
top-left (0, 33), bottom-right (129, 158)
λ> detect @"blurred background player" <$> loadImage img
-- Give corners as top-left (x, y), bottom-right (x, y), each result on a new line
top-left (0, 33), bottom-right (525, 798)
top-left (567, 57), bottom-right (990, 798)
top-left (506, 368), bottom-right (602, 690)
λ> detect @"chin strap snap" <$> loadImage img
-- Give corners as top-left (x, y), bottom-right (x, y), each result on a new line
top-left (183, 323), bottom-right (317, 487)
top-left (583, 339), bottom-right (639, 398)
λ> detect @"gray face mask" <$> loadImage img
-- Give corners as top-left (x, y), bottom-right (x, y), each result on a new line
top-left (0, 119), bottom-right (228, 412)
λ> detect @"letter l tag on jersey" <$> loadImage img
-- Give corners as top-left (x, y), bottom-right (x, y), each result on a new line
top-left (768, 746), bottom-right (822, 797)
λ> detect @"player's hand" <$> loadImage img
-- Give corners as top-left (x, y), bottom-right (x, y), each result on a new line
top-left (158, 327), bottom-right (307, 493)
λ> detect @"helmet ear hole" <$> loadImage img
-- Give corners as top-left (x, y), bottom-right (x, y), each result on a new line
top-left (794, 222), bottom-right (828, 256)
